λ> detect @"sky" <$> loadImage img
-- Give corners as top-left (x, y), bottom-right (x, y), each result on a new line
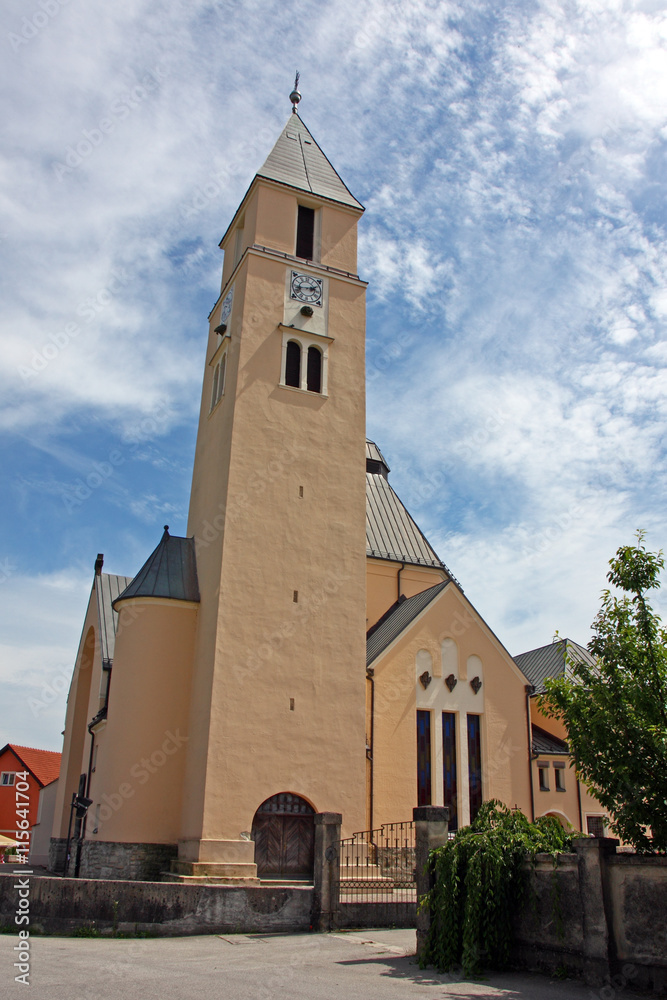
top-left (1, 0), bottom-right (666, 751)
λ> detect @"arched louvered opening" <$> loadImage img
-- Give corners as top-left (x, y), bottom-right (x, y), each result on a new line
top-left (306, 345), bottom-right (322, 393)
top-left (285, 340), bottom-right (301, 388)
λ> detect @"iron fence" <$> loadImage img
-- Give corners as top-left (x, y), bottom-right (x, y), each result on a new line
top-left (335, 820), bottom-right (416, 904)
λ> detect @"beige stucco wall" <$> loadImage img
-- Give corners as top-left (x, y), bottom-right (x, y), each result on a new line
top-left (85, 598), bottom-right (197, 845)
top-left (366, 559), bottom-right (447, 630)
top-left (370, 584), bottom-right (532, 829)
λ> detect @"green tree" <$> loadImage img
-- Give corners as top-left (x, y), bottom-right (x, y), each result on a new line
top-left (540, 532), bottom-right (667, 852)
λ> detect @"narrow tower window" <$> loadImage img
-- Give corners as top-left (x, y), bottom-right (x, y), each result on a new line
top-left (285, 341), bottom-right (301, 388)
top-left (296, 205), bottom-right (315, 260)
top-left (306, 345), bottom-right (322, 393)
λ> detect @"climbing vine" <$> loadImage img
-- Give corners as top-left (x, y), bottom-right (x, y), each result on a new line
top-left (419, 801), bottom-right (578, 976)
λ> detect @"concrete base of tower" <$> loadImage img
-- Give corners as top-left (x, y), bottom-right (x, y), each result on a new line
top-left (166, 838), bottom-right (259, 883)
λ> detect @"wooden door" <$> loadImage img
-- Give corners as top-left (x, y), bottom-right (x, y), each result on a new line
top-left (251, 794), bottom-right (315, 877)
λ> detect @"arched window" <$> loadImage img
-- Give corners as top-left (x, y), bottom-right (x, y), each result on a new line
top-left (210, 352), bottom-right (227, 411)
top-left (285, 341), bottom-right (301, 388)
top-left (306, 345), bottom-right (322, 393)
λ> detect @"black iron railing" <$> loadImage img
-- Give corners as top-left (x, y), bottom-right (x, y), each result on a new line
top-left (335, 820), bottom-right (416, 904)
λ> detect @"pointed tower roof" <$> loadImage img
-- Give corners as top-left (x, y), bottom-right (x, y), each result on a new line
top-left (113, 527), bottom-right (200, 606)
top-left (257, 113), bottom-right (363, 211)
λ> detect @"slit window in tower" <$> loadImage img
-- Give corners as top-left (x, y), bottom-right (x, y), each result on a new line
top-left (442, 711), bottom-right (458, 831)
top-left (285, 341), bottom-right (301, 388)
top-left (296, 205), bottom-right (315, 260)
top-left (306, 345), bottom-right (322, 393)
top-left (467, 714), bottom-right (482, 822)
top-left (417, 710), bottom-right (432, 806)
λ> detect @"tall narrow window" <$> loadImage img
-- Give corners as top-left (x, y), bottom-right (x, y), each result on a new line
top-left (467, 714), bottom-right (482, 822)
top-left (285, 341), bottom-right (301, 388)
top-left (296, 205), bottom-right (315, 259)
top-left (417, 710), bottom-right (432, 806)
top-left (211, 365), bottom-right (219, 410)
top-left (306, 345), bottom-right (322, 393)
top-left (442, 712), bottom-right (458, 831)
top-left (210, 353), bottom-right (227, 411)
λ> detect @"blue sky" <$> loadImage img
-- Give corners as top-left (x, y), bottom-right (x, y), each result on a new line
top-left (1, 0), bottom-right (666, 750)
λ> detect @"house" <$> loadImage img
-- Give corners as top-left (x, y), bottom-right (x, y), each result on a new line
top-left (515, 638), bottom-right (610, 836)
top-left (0, 744), bottom-right (61, 863)
top-left (49, 90), bottom-right (608, 883)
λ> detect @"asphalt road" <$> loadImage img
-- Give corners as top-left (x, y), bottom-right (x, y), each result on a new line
top-left (0, 928), bottom-right (652, 1000)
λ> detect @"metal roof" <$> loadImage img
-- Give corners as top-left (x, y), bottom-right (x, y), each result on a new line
top-left (95, 572), bottom-right (132, 667)
top-left (257, 113), bottom-right (364, 211)
top-left (366, 439), bottom-right (390, 474)
top-left (532, 725), bottom-right (569, 756)
top-left (366, 472), bottom-right (447, 570)
top-left (114, 527), bottom-right (200, 607)
top-left (514, 638), bottom-right (595, 694)
top-left (367, 582), bottom-right (449, 666)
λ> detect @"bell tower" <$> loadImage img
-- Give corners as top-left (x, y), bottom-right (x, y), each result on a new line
top-left (176, 87), bottom-right (369, 879)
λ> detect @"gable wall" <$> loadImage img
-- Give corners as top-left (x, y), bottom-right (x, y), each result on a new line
top-left (370, 586), bottom-right (532, 829)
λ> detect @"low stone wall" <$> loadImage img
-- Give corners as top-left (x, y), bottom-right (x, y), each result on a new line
top-left (510, 841), bottom-right (667, 993)
top-left (414, 821), bottom-right (667, 994)
top-left (0, 874), bottom-right (313, 937)
top-left (512, 852), bottom-right (585, 979)
top-left (334, 901), bottom-right (416, 929)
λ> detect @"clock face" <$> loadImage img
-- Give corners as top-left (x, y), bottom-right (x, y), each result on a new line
top-left (290, 271), bottom-right (323, 307)
top-left (221, 286), bottom-right (234, 324)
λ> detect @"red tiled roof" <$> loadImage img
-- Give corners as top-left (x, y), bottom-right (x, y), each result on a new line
top-left (4, 745), bottom-right (61, 787)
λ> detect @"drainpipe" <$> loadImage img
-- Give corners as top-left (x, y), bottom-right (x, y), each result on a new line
top-left (74, 725), bottom-right (97, 878)
top-left (576, 776), bottom-right (583, 832)
top-left (525, 685), bottom-right (536, 822)
top-left (366, 667), bottom-right (375, 832)
top-left (397, 562), bottom-right (406, 603)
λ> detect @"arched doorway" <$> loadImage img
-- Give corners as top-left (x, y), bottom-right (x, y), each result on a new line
top-left (251, 793), bottom-right (315, 879)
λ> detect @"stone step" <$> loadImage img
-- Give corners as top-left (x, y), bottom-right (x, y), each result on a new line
top-left (161, 871), bottom-right (261, 885)
top-left (170, 860), bottom-right (258, 878)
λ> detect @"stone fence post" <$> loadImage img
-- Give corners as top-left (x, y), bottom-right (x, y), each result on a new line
top-left (312, 812), bottom-right (342, 932)
top-left (414, 806), bottom-right (449, 959)
top-left (573, 836), bottom-right (618, 986)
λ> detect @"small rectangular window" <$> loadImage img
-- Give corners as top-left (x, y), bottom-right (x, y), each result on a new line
top-left (587, 815), bottom-right (605, 838)
top-left (1, 772), bottom-right (16, 786)
top-left (296, 205), bottom-right (315, 260)
top-left (554, 765), bottom-right (565, 791)
top-left (538, 766), bottom-right (549, 791)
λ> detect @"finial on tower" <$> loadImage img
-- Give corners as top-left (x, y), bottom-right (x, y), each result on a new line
top-left (290, 72), bottom-right (301, 113)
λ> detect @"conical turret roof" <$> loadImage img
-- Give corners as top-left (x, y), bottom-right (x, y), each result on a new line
top-left (257, 113), bottom-right (363, 211)
top-left (113, 527), bottom-right (200, 606)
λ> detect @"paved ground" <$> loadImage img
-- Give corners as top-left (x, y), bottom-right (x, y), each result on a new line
top-left (0, 928), bottom-right (654, 1000)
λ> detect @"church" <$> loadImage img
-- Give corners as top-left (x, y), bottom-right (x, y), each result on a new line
top-left (49, 87), bottom-right (608, 882)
